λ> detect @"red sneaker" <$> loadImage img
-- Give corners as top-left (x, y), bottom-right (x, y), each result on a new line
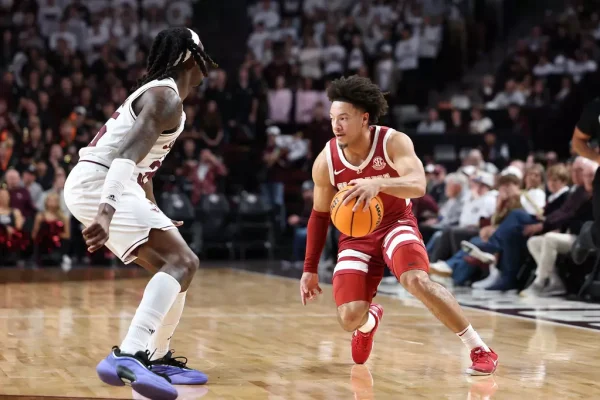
top-left (351, 304), bottom-right (384, 364)
top-left (467, 347), bottom-right (498, 375)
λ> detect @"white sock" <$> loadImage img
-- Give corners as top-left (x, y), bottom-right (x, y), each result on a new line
top-left (357, 311), bottom-right (376, 333)
top-left (120, 272), bottom-right (181, 355)
top-left (457, 325), bottom-right (489, 352)
top-left (148, 291), bottom-right (187, 360)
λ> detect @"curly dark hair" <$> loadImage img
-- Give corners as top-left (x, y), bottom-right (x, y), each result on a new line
top-left (326, 75), bottom-right (389, 123)
top-left (135, 27), bottom-right (217, 89)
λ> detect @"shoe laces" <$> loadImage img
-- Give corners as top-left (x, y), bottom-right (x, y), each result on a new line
top-left (471, 348), bottom-right (491, 364)
top-left (113, 346), bottom-right (172, 383)
top-left (354, 331), bottom-right (371, 351)
top-left (150, 350), bottom-right (189, 369)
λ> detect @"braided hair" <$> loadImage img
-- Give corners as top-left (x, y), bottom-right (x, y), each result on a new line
top-left (135, 27), bottom-right (217, 89)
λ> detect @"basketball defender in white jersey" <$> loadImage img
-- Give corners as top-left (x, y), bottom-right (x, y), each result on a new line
top-left (64, 28), bottom-right (214, 399)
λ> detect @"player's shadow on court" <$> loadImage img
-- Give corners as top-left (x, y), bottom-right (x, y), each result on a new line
top-left (132, 386), bottom-right (209, 400)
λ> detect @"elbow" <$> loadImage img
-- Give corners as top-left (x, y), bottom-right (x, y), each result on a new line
top-left (414, 185), bottom-right (427, 198)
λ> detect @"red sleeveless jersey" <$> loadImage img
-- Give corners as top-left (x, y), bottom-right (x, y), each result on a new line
top-left (325, 125), bottom-right (416, 234)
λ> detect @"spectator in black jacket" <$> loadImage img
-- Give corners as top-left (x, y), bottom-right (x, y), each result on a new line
top-left (521, 159), bottom-right (597, 298)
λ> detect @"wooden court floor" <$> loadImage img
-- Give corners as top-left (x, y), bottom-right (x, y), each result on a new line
top-left (1, 267), bottom-right (600, 399)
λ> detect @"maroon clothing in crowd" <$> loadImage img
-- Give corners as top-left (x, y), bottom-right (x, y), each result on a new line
top-left (9, 187), bottom-right (36, 219)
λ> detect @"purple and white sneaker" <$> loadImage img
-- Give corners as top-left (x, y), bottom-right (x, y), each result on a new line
top-left (96, 346), bottom-right (178, 400)
top-left (150, 351), bottom-right (208, 385)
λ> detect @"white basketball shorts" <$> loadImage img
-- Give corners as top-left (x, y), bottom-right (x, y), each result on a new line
top-left (64, 161), bottom-right (176, 264)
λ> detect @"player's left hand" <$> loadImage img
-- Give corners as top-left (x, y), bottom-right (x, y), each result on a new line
top-left (342, 179), bottom-right (382, 212)
top-left (172, 220), bottom-right (183, 227)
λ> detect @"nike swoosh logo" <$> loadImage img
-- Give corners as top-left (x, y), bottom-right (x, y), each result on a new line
top-left (334, 169), bottom-right (346, 175)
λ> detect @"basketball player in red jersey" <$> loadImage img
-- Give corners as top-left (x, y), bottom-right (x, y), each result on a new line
top-left (300, 76), bottom-right (498, 375)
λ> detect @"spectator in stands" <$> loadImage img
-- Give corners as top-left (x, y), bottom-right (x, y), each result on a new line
top-left (298, 36), bottom-right (323, 80)
top-left (522, 160), bottom-right (597, 297)
top-left (556, 75), bottom-right (573, 103)
top-left (422, 172), bottom-right (468, 247)
top-left (36, 166), bottom-right (69, 217)
top-left (4, 169), bottom-right (36, 222)
top-left (285, 180), bottom-right (314, 268)
top-left (261, 126), bottom-right (287, 231)
top-left (479, 75), bottom-right (496, 103)
top-left (463, 149), bottom-right (498, 174)
top-left (429, 170), bottom-right (497, 262)
top-left (200, 100), bottom-right (225, 153)
top-left (189, 149), bottom-right (228, 205)
top-left (462, 163), bottom-right (571, 289)
top-left (268, 75), bottom-right (292, 123)
top-left (469, 106), bottom-right (494, 134)
top-left (0, 187), bottom-right (25, 255)
top-left (22, 165), bottom-right (43, 207)
top-left (426, 164), bottom-right (446, 204)
top-left (488, 79), bottom-right (526, 108)
top-left (527, 79), bottom-right (551, 107)
top-left (395, 27), bottom-right (420, 104)
top-left (374, 44), bottom-right (395, 93)
top-left (447, 109), bottom-right (467, 134)
top-left (417, 108), bottom-right (445, 134)
top-left (31, 191), bottom-right (70, 269)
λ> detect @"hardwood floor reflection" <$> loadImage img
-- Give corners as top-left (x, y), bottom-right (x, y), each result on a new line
top-left (0, 267), bottom-right (599, 399)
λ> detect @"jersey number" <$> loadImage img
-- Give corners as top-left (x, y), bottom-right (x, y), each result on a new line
top-left (89, 112), bottom-right (120, 147)
top-left (137, 160), bottom-right (162, 186)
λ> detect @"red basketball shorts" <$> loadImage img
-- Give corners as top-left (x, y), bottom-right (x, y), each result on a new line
top-left (332, 220), bottom-right (429, 307)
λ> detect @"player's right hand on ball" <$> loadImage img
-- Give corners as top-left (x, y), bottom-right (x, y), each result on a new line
top-left (83, 213), bottom-right (111, 253)
top-left (300, 272), bottom-right (322, 305)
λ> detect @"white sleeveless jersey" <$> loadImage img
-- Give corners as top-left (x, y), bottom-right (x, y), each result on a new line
top-left (78, 78), bottom-right (186, 186)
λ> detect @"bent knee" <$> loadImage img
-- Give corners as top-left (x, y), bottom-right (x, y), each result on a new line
top-left (400, 270), bottom-right (430, 294)
top-left (181, 252), bottom-right (200, 273)
top-left (337, 302), bottom-right (370, 332)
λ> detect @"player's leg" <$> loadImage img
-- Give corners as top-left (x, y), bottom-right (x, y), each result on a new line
top-left (383, 230), bottom-right (498, 375)
top-left (332, 249), bottom-right (384, 364)
top-left (133, 231), bottom-right (207, 385)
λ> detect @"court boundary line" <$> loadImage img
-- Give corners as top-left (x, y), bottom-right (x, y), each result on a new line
top-left (227, 267), bottom-right (600, 334)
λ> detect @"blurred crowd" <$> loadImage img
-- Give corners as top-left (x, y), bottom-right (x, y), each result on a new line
top-left (1, 0), bottom-right (599, 281)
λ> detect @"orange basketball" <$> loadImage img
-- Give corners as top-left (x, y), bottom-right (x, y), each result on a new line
top-left (330, 186), bottom-right (384, 237)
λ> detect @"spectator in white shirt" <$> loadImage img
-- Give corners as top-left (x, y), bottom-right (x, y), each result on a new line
top-left (140, 7), bottom-right (168, 43)
top-left (567, 50), bottom-right (598, 83)
top-left (247, 22), bottom-right (270, 62)
top-left (352, 0), bottom-right (375, 33)
top-left (166, 1), bottom-right (193, 26)
top-left (253, 0), bottom-right (281, 30)
top-left (303, 0), bottom-right (326, 20)
top-left (298, 36), bottom-right (322, 79)
top-left (268, 76), bottom-right (293, 123)
top-left (50, 22), bottom-right (77, 52)
top-left (521, 164), bottom-right (547, 217)
top-left (417, 108), bottom-right (446, 134)
top-left (469, 107), bottom-right (494, 134)
top-left (394, 27), bottom-right (420, 71)
top-left (38, 0), bottom-right (62, 38)
top-left (488, 79), bottom-right (526, 108)
top-left (274, 17), bottom-right (297, 42)
top-left (87, 17), bottom-right (110, 56)
top-left (419, 16), bottom-right (442, 63)
top-left (375, 44), bottom-right (395, 92)
top-left (322, 35), bottom-right (346, 79)
top-left (347, 34), bottom-right (367, 74)
top-left (533, 55), bottom-right (557, 77)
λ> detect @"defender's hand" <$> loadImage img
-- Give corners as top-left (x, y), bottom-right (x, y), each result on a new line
top-left (300, 272), bottom-right (322, 305)
top-left (171, 220), bottom-right (183, 227)
top-left (83, 213), bottom-right (112, 253)
top-left (342, 179), bottom-right (382, 212)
